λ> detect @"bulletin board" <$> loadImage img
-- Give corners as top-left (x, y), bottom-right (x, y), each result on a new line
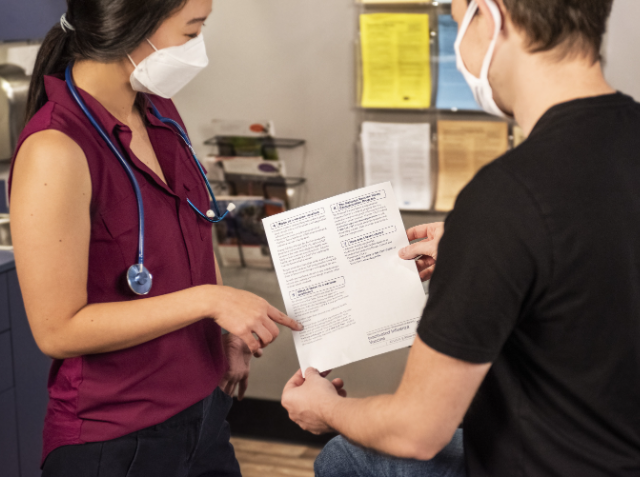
top-left (354, 0), bottom-right (521, 213)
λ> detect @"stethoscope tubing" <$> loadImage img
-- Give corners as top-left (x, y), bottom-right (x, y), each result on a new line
top-left (144, 101), bottom-right (228, 223)
top-left (64, 61), bottom-right (231, 295)
top-left (65, 64), bottom-right (146, 267)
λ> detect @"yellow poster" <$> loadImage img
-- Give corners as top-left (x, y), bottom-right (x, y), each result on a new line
top-left (435, 120), bottom-right (509, 211)
top-left (360, 13), bottom-right (431, 109)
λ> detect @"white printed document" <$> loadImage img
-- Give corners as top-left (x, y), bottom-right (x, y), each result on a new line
top-left (263, 183), bottom-right (427, 375)
top-left (361, 122), bottom-right (432, 211)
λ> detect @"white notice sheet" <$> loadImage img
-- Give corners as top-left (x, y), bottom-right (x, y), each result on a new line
top-left (361, 122), bottom-right (432, 211)
top-left (263, 182), bottom-right (427, 375)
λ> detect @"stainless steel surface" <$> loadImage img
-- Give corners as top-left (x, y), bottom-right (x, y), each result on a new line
top-left (0, 214), bottom-right (11, 247)
top-left (0, 64), bottom-right (29, 162)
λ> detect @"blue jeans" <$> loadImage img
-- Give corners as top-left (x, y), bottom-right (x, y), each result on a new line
top-left (315, 429), bottom-right (466, 477)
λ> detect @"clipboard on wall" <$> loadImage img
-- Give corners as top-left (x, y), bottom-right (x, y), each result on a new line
top-left (358, 12), bottom-right (432, 109)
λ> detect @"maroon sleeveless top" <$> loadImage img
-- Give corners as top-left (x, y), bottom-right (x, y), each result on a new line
top-left (10, 75), bottom-right (227, 464)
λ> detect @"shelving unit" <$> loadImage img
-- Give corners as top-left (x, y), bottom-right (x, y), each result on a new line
top-left (354, 0), bottom-right (517, 213)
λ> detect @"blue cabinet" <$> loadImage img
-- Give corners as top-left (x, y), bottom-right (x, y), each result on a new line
top-left (0, 389), bottom-right (20, 477)
top-left (0, 331), bottom-right (13, 394)
top-left (0, 274), bottom-right (9, 333)
top-left (0, 252), bottom-right (51, 477)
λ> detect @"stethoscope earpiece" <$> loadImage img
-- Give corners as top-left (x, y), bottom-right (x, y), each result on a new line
top-left (206, 203), bottom-right (234, 219)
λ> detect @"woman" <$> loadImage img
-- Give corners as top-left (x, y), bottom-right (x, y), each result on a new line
top-left (10, 0), bottom-right (302, 475)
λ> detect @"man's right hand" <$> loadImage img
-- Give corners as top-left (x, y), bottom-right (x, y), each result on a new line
top-left (398, 222), bottom-right (445, 281)
top-left (210, 286), bottom-right (303, 354)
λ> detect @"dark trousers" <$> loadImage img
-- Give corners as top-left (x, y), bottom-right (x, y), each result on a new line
top-left (42, 387), bottom-right (241, 477)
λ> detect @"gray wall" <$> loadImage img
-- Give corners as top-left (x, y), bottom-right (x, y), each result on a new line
top-left (173, 0), bottom-right (360, 205)
top-left (604, 0), bottom-right (640, 101)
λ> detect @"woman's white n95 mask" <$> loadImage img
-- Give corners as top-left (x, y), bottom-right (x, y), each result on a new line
top-left (128, 33), bottom-right (209, 99)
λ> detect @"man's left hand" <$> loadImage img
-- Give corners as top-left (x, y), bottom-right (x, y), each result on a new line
top-left (281, 368), bottom-right (347, 435)
top-left (220, 333), bottom-right (260, 400)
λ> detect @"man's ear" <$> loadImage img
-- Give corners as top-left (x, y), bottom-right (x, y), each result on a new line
top-left (475, 0), bottom-right (504, 39)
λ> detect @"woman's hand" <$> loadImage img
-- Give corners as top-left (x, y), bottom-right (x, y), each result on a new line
top-left (209, 286), bottom-right (302, 354)
top-left (219, 333), bottom-right (260, 400)
top-left (398, 222), bottom-right (445, 281)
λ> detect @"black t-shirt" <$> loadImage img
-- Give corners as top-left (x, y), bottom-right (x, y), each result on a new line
top-left (418, 93), bottom-right (640, 477)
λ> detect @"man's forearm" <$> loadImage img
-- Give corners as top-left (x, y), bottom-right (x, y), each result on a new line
top-left (321, 393), bottom-right (441, 460)
top-left (282, 340), bottom-right (490, 461)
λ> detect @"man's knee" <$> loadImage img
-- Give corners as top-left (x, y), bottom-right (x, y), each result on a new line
top-left (315, 436), bottom-right (361, 477)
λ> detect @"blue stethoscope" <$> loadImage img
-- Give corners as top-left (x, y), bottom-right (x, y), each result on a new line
top-left (64, 62), bottom-right (233, 296)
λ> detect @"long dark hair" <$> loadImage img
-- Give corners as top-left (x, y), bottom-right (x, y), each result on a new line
top-left (25, 0), bottom-right (188, 122)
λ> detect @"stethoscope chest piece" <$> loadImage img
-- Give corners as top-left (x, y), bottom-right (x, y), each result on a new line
top-left (127, 264), bottom-right (153, 296)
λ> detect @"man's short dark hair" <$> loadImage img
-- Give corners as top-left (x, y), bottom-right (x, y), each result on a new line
top-left (499, 0), bottom-right (614, 61)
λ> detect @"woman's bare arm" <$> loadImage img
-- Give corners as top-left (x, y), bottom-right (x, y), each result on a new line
top-left (11, 130), bottom-right (300, 359)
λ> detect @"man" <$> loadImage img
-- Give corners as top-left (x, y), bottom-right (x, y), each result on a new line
top-left (281, 0), bottom-right (640, 475)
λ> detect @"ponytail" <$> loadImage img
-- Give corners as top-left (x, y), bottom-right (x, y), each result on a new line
top-left (25, 25), bottom-right (73, 123)
top-left (24, 0), bottom-right (187, 124)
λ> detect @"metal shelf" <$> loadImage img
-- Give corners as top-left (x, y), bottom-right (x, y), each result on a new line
top-left (204, 136), bottom-right (306, 149)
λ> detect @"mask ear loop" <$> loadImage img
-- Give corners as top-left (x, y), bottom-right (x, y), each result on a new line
top-left (454, 1), bottom-right (480, 75)
top-left (127, 40), bottom-right (159, 68)
top-left (479, 0), bottom-right (503, 81)
top-left (146, 39), bottom-right (159, 51)
top-left (455, 0), bottom-right (508, 118)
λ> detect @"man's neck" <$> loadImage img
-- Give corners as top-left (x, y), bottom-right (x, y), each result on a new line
top-left (510, 54), bottom-right (616, 136)
top-left (72, 60), bottom-right (139, 126)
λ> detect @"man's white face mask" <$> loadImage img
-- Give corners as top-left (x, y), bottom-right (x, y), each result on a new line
top-left (454, 0), bottom-right (508, 118)
top-left (128, 33), bottom-right (209, 99)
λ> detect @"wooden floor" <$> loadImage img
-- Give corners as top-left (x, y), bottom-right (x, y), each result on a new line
top-left (231, 437), bottom-right (322, 477)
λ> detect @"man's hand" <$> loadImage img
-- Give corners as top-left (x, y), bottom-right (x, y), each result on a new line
top-left (282, 368), bottom-right (347, 435)
top-left (398, 222), bottom-right (445, 281)
top-left (281, 341), bottom-right (491, 460)
top-left (219, 333), bottom-right (261, 400)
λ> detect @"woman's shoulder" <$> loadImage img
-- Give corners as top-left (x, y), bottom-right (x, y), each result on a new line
top-left (10, 101), bottom-right (90, 193)
top-left (22, 101), bottom-right (56, 137)
top-left (20, 98), bottom-right (92, 148)
top-left (15, 112), bottom-right (87, 176)
top-left (15, 100), bottom-right (89, 161)
top-left (10, 126), bottom-right (89, 200)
